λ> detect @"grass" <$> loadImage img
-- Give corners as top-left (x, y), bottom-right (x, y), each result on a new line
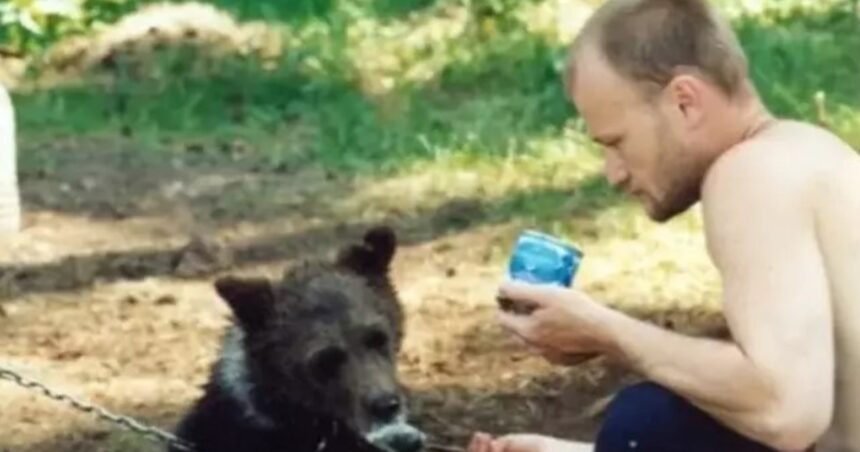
top-left (3, 0), bottom-right (858, 280)
top-left (734, 2), bottom-right (860, 142)
top-left (5, 0), bottom-right (857, 306)
top-left (8, 0), bottom-right (856, 172)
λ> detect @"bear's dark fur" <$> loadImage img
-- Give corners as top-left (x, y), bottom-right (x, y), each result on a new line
top-left (169, 226), bottom-right (425, 452)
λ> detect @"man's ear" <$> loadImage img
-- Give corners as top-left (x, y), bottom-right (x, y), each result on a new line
top-left (335, 225), bottom-right (397, 280)
top-left (664, 72), bottom-right (707, 128)
top-left (214, 276), bottom-right (274, 330)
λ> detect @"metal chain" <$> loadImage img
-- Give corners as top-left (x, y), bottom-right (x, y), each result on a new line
top-left (0, 364), bottom-right (196, 452)
top-left (0, 363), bottom-right (467, 452)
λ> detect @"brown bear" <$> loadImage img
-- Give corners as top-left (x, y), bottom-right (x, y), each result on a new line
top-left (169, 226), bottom-right (425, 452)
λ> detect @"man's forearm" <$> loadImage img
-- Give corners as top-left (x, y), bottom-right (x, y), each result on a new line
top-left (600, 308), bottom-right (779, 443)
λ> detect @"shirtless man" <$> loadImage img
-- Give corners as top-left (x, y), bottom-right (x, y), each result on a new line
top-left (467, 1), bottom-right (860, 451)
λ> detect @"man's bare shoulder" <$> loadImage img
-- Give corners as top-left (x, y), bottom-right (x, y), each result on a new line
top-left (698, 120), bottom-right (847, 258)
top-left (701, 120), bottom-right (848, 212)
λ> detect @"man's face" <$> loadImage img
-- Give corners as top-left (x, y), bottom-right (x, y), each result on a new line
top-left (568, 48), bottom-right (708, 222)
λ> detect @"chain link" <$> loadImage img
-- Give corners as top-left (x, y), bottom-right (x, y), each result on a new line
top-left (0, 364), bottom-right (196, 452)
top-left (0, 363), bottom-right (469, 452)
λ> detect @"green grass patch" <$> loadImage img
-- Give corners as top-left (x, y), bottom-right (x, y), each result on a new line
top-left (8, 0), bottom-right (859, 178)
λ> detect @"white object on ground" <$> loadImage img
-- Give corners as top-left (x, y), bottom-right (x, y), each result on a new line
top-left (0, 82), bottom-right (20, 233)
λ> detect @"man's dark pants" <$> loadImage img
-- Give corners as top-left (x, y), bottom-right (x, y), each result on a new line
top-left (595, 382), bottom-right (778, 452)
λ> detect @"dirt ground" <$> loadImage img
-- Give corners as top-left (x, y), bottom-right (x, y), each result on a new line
top-left (0, 142), bottom-right (722, 452)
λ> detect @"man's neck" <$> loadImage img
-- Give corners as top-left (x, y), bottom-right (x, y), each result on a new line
top-left (737, 105), bottom-right (776, 143)
top-left (712, 94), bottom-right (775, 157)
top-left (696, 94), bottom-right (774, 196)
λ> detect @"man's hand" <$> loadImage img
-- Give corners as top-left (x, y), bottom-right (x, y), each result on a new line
top-left (467, 432), bottom-right (592, 452)
top-left (510, 334), bottom-right (599, 366)
top-left (539, 348), bottom-right (600, 366)
top-left (496, 281), bottom-right (617, 359)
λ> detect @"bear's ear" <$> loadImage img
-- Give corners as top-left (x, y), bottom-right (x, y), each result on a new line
top-left (214, 276), bottom-right (275, 330)
top-left (335, 225), bottom-right (397, 279)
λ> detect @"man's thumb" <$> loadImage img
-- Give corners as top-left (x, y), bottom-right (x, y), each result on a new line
top-left (494, 434), bottom-right (548, 452)
top-left (498, 280), bottom-right (558, 307)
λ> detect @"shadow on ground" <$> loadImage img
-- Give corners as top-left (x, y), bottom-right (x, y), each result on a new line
top-left (1, 171), bottom-right (624, 300)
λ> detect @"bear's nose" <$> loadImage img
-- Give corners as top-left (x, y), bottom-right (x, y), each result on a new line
top-left (393, 431), bottom-right (425, 452)
top-left (369, 394), bottom-right (401, 422)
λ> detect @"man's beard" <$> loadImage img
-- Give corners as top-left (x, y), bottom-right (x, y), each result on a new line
top-left (647, 131), bottom-right (711, 223)
top-left (647, 176), bottom-right (702, 223)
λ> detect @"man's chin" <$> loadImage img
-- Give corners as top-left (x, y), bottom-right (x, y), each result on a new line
top-left (646, 207), bottom-right (674, 223)
top-left (644, 200), bottom-right (697, 223)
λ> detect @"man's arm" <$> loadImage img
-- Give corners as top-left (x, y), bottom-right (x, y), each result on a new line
top-left (603, 148), bottom-right (834, 450)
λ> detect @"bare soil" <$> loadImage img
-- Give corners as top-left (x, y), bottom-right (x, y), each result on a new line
top-left (0, 141), bottom-right (721, 452)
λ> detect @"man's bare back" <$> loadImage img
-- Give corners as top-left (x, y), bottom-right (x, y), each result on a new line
top-left (703, 121), bottom-right (860, 452)
top-left (767, 120), bottom-right (860, 450)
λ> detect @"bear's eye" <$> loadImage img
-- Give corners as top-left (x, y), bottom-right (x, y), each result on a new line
top-left (309, 347), bottom-right (347, 381)
top-left (364, 329), bottom-right (388, 351)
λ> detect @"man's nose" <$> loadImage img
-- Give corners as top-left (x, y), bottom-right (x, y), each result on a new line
top-left (604, 154), bottom-right (630, 188)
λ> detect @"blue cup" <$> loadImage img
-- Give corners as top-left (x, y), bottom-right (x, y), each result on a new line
top-left (507, 230), bottom-right (584, 287)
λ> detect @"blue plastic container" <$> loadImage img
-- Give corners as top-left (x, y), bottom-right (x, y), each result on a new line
top-left (507, 230), bottom-right (584, 287)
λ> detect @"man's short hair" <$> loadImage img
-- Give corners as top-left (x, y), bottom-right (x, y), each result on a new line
top-left (567, 0), bottom-right (750, 98)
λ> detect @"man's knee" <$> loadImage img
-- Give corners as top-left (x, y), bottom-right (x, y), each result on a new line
top-left (595, 382), bottom-right (682, 451)
top-left (595, 382), bottom-right (776, 452)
